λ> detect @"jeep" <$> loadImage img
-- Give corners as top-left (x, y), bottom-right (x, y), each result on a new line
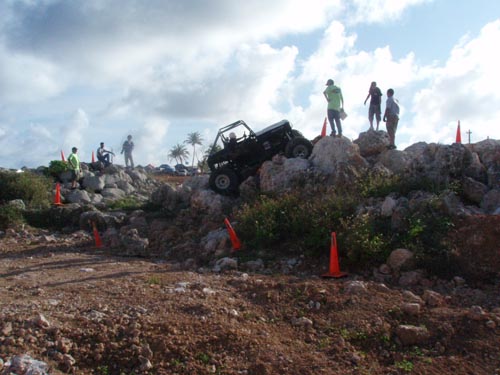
top-left (207, 119), bottom-right (313, 195)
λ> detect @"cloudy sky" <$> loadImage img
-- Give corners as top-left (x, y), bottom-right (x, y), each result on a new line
top-left (1, 0), bottom-right (499, 169)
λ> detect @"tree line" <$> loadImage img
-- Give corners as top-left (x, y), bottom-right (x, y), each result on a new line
top-left (167, 132), bottom-right (220, 171)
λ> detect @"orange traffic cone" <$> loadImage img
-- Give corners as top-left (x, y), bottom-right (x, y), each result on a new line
top-left (224, 218), bottom-right (241, 252)
top-left (321, 117), bottom-right (327, 138)
top-left (53, 183), bottom-right (62, 206)
top-left (91, 221), bottom-right (103, 248)
top-left (455, 120), bottom-right (462, 143)
top-left (61, 150), bottom-right (66, 162)
top-left (322, 232), bottom-right (347, 278)
top-left (91, 151), bottom-right (95, 163)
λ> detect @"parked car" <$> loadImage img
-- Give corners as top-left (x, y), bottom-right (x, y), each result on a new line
top-left (186, 166), bottom-right (201, 175)
top-left (158, 164), bottom-right (175, 175)
top-left (175, 168), bottom-right (188, 176)
top-left (207, 119), bottom-right (312, 195)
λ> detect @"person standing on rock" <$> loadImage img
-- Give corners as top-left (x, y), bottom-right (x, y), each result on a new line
top-left (364, 81), bottom-right (383, 130)
top-left (121, 135), bottom-right (135, 169)
top-left (323, 79), bottom-right (344, 138)
top-left (383, 88), bottom-right (400, 149)
top-left (67, 147), bottom-right (81, 189)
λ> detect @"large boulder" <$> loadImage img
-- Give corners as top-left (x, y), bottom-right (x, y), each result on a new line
top-left (406, 143), bottom-right (473, 179)
top-left (310, 137), bottom-right (368, 188)
top-left (82, 175), bottom-right (105, 191)
top-left (469, 139), bottom-right (500, 171)
top-left (310, 136), bottom-right (368, 174)
top-left (151, 184), bottom-right (185, 213)
top-left (462, 177), bottom-right (489, 204)
top-left (376, 149), bottom-right (410, 174)
top-left (190, 189), bottom-right (234, 218)
top-left (353, 129), bottom-right (390, 157)
top-left (259, 155), bottom-right (310, 194)
top-left (387, 249), bottom-right (415, 272)
top-left (464, 152), bottom-right (488, 183)
top-left (480, 189), bottom-right (500, 214)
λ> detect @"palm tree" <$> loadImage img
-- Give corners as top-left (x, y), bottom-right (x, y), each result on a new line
top-left (184, 132), bottom-right (203, 168)
top-left (168, 143), bottom-right (189, 165)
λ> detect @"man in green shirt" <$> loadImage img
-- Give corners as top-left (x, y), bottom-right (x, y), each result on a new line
top-left (67, 147), bottom-right (81, 189)
top-left (323, 79), bottom-right (344, 137)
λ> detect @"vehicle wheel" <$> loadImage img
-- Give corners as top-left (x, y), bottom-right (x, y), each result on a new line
top-left (285, 137), bottom-right (313, 159)
top-left (209, 168), bottom-right (240, 195)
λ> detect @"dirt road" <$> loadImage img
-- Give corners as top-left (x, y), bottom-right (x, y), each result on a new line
top-left (1, 230), bottom-right (499, 374)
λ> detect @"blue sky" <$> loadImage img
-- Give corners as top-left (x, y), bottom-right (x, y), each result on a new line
top-left (1, 0), bottom-right (499, 168)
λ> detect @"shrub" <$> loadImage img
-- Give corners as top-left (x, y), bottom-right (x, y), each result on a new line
top-left (0, 170), bottom-right (51, 209)
top-left (236, 190), bottom-right (357, 256)
top-left (46, 160), bottom-right (68, 179)
top-left (0, 204), bottom-right (25, 229)
top-left (108, 196), bottom-right (143, 211)
top-left (339, 214), bottom-right (392, 267)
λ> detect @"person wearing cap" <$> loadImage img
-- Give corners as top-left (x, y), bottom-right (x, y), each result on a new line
top-left (97, 142), bottom-right (115, 167)
top-left (67, 147), bottom-right (81, 189)
top-left (323, 79), bottom-right (344, 137)
top-left (364, 81), bottom-right (383, 130)
top-left (121, 135), bottom-right (135, 168)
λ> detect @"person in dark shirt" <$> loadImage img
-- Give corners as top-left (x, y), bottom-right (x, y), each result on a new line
top-left (364, 81), bottom-right (383, 130)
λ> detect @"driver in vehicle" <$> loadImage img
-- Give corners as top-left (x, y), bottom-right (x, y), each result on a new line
top-left (226, 132), bottom-right (237, 152)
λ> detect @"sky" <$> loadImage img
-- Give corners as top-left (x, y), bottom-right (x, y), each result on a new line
top-left (1, 0), bottom-right (500, 169)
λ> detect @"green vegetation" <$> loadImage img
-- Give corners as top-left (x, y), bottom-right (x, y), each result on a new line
top-left (0, 205), bottom-right (25, 230)
top-left (184, 132), bottom-right (203, 168)
top-left (237, 190), bottom-right (357, 256)
top-left (0, 170), bottom-right (52, 208)
top-left (108, 196), bottom-right (144, 211)
top-left (168, 143), bottom-right (189, 165)
top-left (395, 359), bottom-right (414, 372)
top-left (146, 275), bottom-right (161, 285)
top-left (0, 170), bottom-right (52, 229)
top-left (195, 352), bottom-right (211, 365)
top-left (46, 160), bottom-right (68, 179)
top-left (235, 172), bottom-right (457, 276)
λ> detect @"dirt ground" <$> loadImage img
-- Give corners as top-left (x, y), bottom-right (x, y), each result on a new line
top-left (1, 229), bottom-right (500, 375)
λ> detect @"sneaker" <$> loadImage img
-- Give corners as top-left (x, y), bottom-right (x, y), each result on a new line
top-left (337, 134), bottom-right (342, 138)
top-left (330, 132), bottom-right (336, 137)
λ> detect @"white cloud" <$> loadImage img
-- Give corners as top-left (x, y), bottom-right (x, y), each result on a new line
top-left (347, 0), bottom-right (433, 25)
top-left (403, 20), bottom-right (500, 147)
top-left (0, 1), bottom-right (498, 169)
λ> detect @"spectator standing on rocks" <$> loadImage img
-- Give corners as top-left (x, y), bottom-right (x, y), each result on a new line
top-left (323, 79), bottom-right (344, 137)
top-left (67, 147), bottom-right (81, 189)
top-left (121, 135), bottom-right (135, 168)
top-left (364, 81), bottom-right (383, 130)
top-left (383, 88), bottom-right (400, 149)
top-left (97, 142), bottom-right (114, 167)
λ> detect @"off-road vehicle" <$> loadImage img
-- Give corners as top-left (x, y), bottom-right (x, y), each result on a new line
top-left (207, 119), bottom-right (313, 195)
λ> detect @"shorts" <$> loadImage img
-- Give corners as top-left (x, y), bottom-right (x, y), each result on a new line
top-left (369, 104), bottom-right (381, 121)
top-left (70, 169), bottom-right (80, 182)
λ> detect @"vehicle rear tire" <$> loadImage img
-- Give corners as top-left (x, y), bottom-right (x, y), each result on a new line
top-left (209, 168), bottom-right (240, 195)
top-left (285, 137), bottom-right (313, 159)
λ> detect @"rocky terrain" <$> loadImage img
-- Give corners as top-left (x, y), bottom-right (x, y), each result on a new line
top-left (1, 130), bottom-right (500, 374)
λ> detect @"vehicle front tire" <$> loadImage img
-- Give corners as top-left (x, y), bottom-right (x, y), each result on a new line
top-left (209, 168), bottom-right (240, 195)
top-left (285, 137), bottom-right (313, 159)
